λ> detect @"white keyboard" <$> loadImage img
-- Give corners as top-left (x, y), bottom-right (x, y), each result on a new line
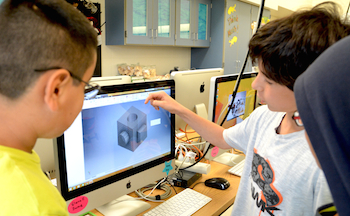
top-left (144, 188), bottom-right (212, 216)
top-left (228, 159), bottom-right (245, 176)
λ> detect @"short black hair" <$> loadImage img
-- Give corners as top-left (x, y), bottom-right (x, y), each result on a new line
top-left (0, 0), bottom-right (97, 99)
top-left (249, 1), bottom-right (350, 90)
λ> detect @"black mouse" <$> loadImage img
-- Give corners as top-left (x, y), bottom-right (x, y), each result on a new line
top-left (204, 177), bottom-right (230, 190)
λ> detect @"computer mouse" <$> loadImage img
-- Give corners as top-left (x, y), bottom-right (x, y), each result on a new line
top-left (204, 177), bottom-right (230, 190)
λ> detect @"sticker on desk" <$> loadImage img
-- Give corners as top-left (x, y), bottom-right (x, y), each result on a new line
top-left (68, 196), bottom-right (88, 214)
top-left (163, 160), bottom-right (173, 175)
top-left (211, 146), bottom-right (219, 157)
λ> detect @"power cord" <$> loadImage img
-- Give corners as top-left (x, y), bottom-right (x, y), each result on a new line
top-left (134, 177), bottom-right (171, 202)
top-left (135, 183), bottom-right (172, 202)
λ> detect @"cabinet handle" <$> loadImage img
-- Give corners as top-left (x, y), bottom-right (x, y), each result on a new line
top-left (192, 32), bottom-right (195, 41)
top-left (236, 60), bottom-right (239, 73)
top-left (150, 29), bottom-right (153, 38)
top-left (196, 33), bottom-right (198, 41)
top-left (154, 29), bottom-right (158, 39)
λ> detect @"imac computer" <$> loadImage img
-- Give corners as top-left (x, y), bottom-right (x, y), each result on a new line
top-left (206, 72), bottom-right (258, 163)
top-left (54, 80), bottom-right (175, 216)
top-left (34, 76), bottom-right (131, 179)
top-left (89, 75), bottom-right (131, 86)
top-left (33, 76), bottom-right (132, 180)
top-left (170, 68), bottom-right (224, 131)
top-left (208, 71), bottom-right (258, 128)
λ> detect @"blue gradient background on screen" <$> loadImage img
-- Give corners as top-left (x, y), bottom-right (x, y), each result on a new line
top-left (81, 94), bottom-right (172, 180)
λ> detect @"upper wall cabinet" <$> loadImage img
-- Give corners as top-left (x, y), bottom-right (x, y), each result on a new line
top-left (105, 0), bottom-right (210, 47)
top-left (175, 0), bottom-right (211, 47)
top-left (106, 0), bottom-right (175, 46)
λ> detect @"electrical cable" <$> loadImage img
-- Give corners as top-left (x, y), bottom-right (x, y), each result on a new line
top-left (135, 183), bottom-right (172, 202)
top-left (179, 0), bottom-right (266, 171)
top-left (179, 143), bottom-right (211, 170)
top-left (109, 177), bottom-right (169, 205)
top-left (190, 181), bottom-right (205, 190)
top-left (220, 0), bottom-right (265, 127)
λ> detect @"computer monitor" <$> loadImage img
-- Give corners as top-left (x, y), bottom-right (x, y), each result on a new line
top-left (89, 75), bottom-right (131, 86)
top-left (170, 68), bottom-right (224, 131)
top-left (54, 80), bottom-right (175, 216)
top-left (206, 72), bottom-right (258, 162)
top-left (33, 76), bottom-right (132, 180)
top-left (208, 72), bottom-right (258, 128)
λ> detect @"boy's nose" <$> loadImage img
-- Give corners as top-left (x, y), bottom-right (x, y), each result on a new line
top-left (251, 74), bottom-right (262, 91)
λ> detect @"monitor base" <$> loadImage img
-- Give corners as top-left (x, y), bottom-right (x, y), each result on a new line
top-left (96, 195), bottom-right (151, 216)
top-left (213, 152), bottom-right (245, 167)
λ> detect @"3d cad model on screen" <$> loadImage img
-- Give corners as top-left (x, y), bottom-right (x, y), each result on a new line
top-left (117, 106), bottom-right (148, 152)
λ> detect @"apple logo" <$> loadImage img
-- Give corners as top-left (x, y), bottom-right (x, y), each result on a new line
top-left (200, 82), bottom-right (205, 93)
top-left (126, 181), bottom-right (131, 189)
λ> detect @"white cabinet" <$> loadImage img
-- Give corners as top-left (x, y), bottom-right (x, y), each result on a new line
top-left (175, 0), bottom-right (211, 47)
top-left (106, 0), bottom-right (175, 46)
top-left (106, 0), bottom-right (210, 47)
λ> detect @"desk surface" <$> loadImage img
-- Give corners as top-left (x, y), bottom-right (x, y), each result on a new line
top-left (90, 161), bottom-right (240, 216)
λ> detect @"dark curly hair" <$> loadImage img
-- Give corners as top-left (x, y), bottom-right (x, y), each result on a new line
top-left (249, 1), bottom-right (350, 90)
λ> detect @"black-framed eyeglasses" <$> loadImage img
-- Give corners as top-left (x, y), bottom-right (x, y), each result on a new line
top-left (34, 67), bottom-right (100, 99)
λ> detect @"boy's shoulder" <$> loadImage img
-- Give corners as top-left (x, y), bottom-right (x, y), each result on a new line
top-left (0, 146), bottom-right (68, 215)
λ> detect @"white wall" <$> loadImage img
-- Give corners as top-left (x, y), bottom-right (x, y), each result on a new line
top-left (240, 0), bottom-right (349, 20)
top-left (96, 0), bottom-right (191, 76)
top-left (238, 0), bottom-right (312, 11)
top-left (312, 0), bottom-right (349, 14)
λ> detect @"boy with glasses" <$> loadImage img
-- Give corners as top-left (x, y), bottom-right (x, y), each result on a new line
top-left (0, 0), bottom-right (97, 214)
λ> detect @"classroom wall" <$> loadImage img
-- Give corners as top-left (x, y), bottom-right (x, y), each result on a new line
top-left (96, 0), bottom-right (349, 77)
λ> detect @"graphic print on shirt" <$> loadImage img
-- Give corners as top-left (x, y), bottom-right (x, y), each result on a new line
top-left (250, 148), bottom-right (283, 215)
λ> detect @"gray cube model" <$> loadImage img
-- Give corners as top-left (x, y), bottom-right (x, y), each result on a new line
top-left (117, 106), bottom-right (147, 151)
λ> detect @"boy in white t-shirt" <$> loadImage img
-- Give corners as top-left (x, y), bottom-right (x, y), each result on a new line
top-left (145, 2), bottom-right (350, 216)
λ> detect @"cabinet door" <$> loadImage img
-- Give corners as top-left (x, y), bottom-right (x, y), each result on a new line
top-left (175, 0), bottom-right (194, 46)
top-left (193, 0), bottom-right (211, 47)
top-left (126, 0), bottom-right (175, 45)
top-left (152, 0), bottom-right (175, 45)
top-left (224, 0), bottom-right (251, 74)
top-left (126, 0), bottom-right (153, 44)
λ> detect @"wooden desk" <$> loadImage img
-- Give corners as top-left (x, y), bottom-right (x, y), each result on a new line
top-left (91, 161), bottom-right (240, 216)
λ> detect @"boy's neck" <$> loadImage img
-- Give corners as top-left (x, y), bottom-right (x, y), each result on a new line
top-left (0, 121), bottom-right (36, 153)
top-left (0, 100), bottom-right (37, 153)
top-left (277, 112), bottom-right (304, 134)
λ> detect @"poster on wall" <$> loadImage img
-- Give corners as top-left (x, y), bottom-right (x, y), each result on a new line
top-left (227, 4), bottom-right (239, 47)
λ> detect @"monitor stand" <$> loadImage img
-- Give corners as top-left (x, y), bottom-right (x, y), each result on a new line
top-left (213, 152), bottom-right (245, 166)
top-left (96, 195), bottom-right (151, 216)
top-left (194, 103), bottom-right (208, 121)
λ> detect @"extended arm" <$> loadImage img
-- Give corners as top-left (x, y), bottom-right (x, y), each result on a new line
top-left (145, 91), bottom-right (232, 149)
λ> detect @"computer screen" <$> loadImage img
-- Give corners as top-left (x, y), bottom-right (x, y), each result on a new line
top-left (205, 72), bottom-right (257, 162)
top-left (34, 76), bottom-right (132, 180)
top-left (54, 80), bottom-right (175, 216)
top-left (170, 68), bottom-right (224, 131)
top-left (208, 72), bottom-right (258, 129)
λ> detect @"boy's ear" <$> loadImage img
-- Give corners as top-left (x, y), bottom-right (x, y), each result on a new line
top-left (44, 70), bottom-right (71, 111)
